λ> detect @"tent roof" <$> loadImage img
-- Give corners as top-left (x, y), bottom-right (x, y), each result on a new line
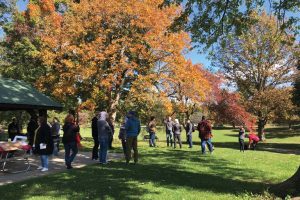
top-left (0, 78), bottom-right (63, 111)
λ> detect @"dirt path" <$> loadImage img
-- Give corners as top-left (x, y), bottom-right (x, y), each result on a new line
top-left (0, 151), bottom-right (123, 186)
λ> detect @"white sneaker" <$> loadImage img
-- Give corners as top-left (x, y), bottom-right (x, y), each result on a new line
top-left (41, 168), bottom-right (48, 172)
top-left (37, 166), bottom-right (43, 170)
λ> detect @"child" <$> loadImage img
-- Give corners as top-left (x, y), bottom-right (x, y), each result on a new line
top-left (118, 122), bottom-right (126, 157)
top-left (238, 126), bottom-right (245, 152)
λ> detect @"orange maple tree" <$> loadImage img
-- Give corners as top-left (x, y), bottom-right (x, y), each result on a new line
top-left (22, 0), bottom-right (191, 121)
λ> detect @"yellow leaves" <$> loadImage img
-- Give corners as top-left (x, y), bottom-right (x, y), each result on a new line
top-left (27, 3), bottom-right (41, 20)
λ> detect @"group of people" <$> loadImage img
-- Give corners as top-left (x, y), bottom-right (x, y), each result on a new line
top-left (144, 116), bottom-right (213, 154)
top-left (2, 114), bottom-right (80, 172)
top-left (1, 111), bottom-right (261, 173)
top-left (91, 111), bottom-right (141, 165)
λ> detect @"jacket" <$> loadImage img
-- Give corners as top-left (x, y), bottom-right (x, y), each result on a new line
top-left (62, 122), bottom-right (80, 144)
top-left (97, 120), bottom-right (112, 139)
top-left (34, 123), bottom-right (54, 155)
top-left (125, 116), bottom-right (141, 137)
top-left (173, 123), bottom-right (182, 135)
top-left (197, 120), bottom-right (212, 139)
top-left (185, 122), bottom-right (193, 135)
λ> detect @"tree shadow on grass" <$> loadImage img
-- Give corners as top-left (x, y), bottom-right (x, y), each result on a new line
top-left (264, 126), bottom-right (300, 139)
top-left (211, 141), bottom-right (300, 155)
top-left (0, 149), bottom-right (270, 199)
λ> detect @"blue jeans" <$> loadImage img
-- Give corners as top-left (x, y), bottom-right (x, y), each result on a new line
top-left (40, 155), bottom-right (48, 168)
top-left (64, 142), bottom-right (78, 166)
top-left (187, 134), bottom-right (193, 148)
top-left (149, 132), bottom-right (156, 147)
top-left (201, 138), bottom-right (213, 154)
top-left (166, 131), bottom-right (173, 147)
top-left (99, 137), bottom-right (109, 163)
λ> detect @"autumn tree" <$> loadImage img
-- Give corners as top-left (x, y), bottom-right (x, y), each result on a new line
top-left (2, 0), bottom-right (191, 123)
top-left (211, 12), bottom-right (297, 137)
top-left (159, 60), bottom-right (210, 121)
top-left (207, 90), bottom-right (255, 131)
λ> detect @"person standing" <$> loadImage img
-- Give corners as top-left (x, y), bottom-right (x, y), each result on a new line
top-left (51, 117), bottom-right (61, 156)
top-left (165, 117), bottom-right (173, 147)
top-left (173, 119), bottom-right (182, 149)
top-left (148, 116), bottom-right (156, 147)
top-left (238, 126), bottom-right (245, 152)
top-left (125, 111), bottom-right (141, 164)
top-left (185, 119), bottom-right (193, 148)
top-left (34, 116), bottom-right (54, 172)
top-left (8, 117), bottom-right (20, 141)
top-left (107, 119), bottom-right (115, 149)
top-left (62, 114), bottom-right (80, 169)
top-left (97, 111), bottom-right (112, 164)
top-left (197, 116), bottom-right (213, 154)
top-left (27, 115), bottom-right (38, 147)
top-left (91, 113), bottom-right (99, 160)
top-left (118, 121), bottom-right (127, 157)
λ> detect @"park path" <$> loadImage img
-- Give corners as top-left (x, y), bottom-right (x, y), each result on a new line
top-left (0, 151), bottom-right (123, 186)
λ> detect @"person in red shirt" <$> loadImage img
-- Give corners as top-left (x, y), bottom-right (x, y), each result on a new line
top-left (247, 133), bottom-right (260, 150)
top-left (197, 116), bottom-right (213, 154)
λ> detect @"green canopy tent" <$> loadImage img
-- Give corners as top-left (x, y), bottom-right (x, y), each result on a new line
top-left (0, 77), bottom-right (63, 115)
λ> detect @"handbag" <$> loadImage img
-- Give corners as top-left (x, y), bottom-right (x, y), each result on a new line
top-left (75, 132), bottom-right (82, 147)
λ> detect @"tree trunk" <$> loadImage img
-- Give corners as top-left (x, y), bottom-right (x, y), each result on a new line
top-left (257, 111), bottom-right (266, 139)
top-left (270, 166), bottom-right (300, 198)
top-left (107, 91), bottom-right (121, 124)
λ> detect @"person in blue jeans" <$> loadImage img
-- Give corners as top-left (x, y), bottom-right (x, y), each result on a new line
top-left (197, 116), bottom-right (213, 154)
top-left (62, 114), bottom-right (80, 169)
top-left (97, 111), bottom-right (112, 164)
top-left (125, 111), bottom-right (141, 164)
top-left (34, 116), bottom-right (53, 172)
top-left (147, 116), bottom-right (156, 147)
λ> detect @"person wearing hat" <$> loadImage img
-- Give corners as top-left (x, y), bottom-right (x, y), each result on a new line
top-left (125, 111), bottom-right (141, 164)
top-left (97, 111), bottom-right (112, 164)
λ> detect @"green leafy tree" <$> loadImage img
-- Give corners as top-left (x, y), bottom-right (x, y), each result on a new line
top-left (164, 0), bottom-right (300, 48)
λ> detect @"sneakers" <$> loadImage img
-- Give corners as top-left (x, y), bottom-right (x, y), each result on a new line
top-left (37, 166), bottom-right (43, 170)
top-left (41, 168), bottom-right (48, 172)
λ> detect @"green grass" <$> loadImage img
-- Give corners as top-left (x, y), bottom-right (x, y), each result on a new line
top-left (1, 126), bottom-right (300, 199)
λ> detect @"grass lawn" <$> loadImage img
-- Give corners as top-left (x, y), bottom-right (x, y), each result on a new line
top-left (0, 125), bottom-right (299, 199)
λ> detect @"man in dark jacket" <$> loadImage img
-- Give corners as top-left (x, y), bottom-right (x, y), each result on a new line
top-left (197, 116), bottom-right (213, 154)
top-left (125, 111), bottom-right (141, 164)
top-left (91, 113), bottom-right (99, 160)
top-left (27, 115), bottom-right (38, 146)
